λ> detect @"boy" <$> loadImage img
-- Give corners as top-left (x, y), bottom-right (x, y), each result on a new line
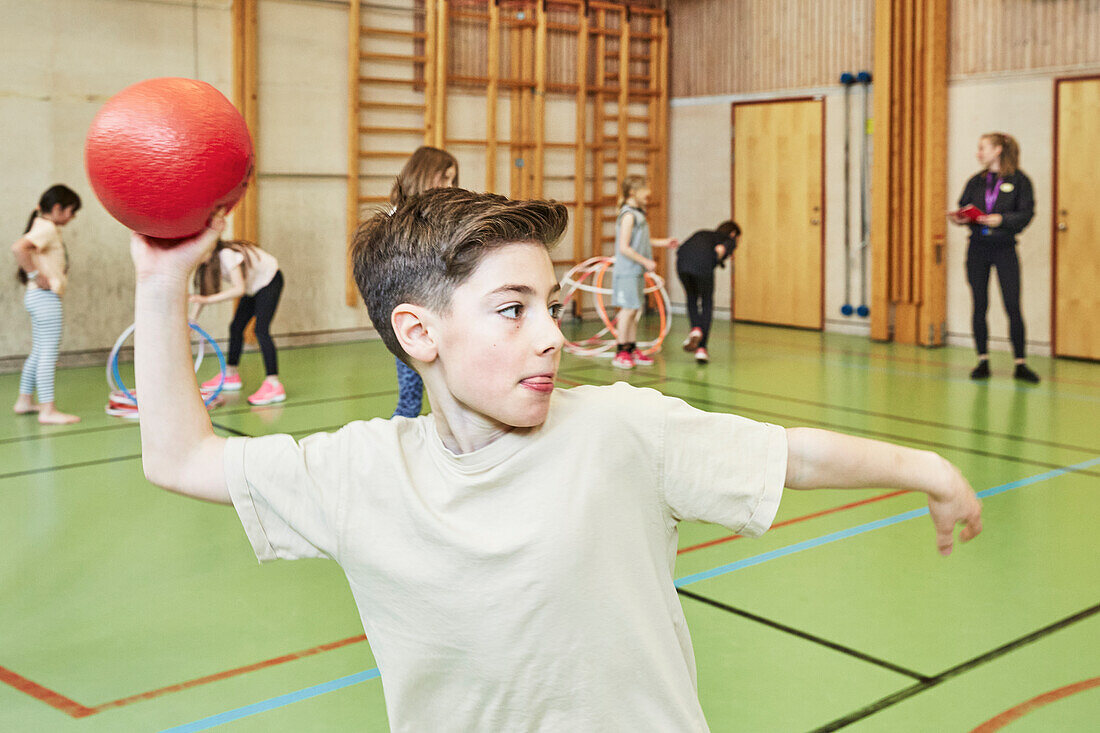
top-left (133, 188), bottom-right (981, 731)
top-left (675, 220), bottom-right (740, 363)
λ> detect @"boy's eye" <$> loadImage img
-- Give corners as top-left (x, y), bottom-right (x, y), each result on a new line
top-left (549, 303), bottom-right (564, 320)
top-left (499, 304), bottom-right (522, 319)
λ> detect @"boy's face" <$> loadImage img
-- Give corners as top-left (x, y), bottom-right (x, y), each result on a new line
top-left (433, 242), bottom-right (564, 428)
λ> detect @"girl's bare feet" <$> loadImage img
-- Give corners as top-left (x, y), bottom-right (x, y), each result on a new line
top-left (13, 395), bottom-right (40, 414)
top-left (37, 405), bottom-right (81, 425)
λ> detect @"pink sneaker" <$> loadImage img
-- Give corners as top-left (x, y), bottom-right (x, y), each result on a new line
top-left (202, 373), bottom-right (241, 392)
top-left (694, 347), bottom-right (709, 364)
top-left (612, 351), bottom-right (634, 369)
top-left (631, 349), bottom-right (655, 366)
top-left (682, 328), bottom-right (703, 352)
top-left (248, 380), bottom-right (286, 406)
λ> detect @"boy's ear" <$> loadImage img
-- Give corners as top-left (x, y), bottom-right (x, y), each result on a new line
top-left (392, 304), bottom-right (438, 364)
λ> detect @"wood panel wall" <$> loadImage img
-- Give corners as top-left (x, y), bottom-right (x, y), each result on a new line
top-left (669, 0), bottom-right (873, 97)
top-left (870, 0), bottom-right (948, 346)
top-left (670, 0), bottom-right (1100, 98)
top-left (443, 1), bottom-right (661, 92)
top-left (232, 0), bottom-right (259, 242)
top-left (950, 0), bottom-right (1100, 78)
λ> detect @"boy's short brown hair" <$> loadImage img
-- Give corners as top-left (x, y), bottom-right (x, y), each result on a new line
top-left (352, 187), bottom-right (568, 365)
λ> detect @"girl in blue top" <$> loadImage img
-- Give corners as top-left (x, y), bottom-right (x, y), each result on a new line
top-left (611, 176), bottom-right (677, 369)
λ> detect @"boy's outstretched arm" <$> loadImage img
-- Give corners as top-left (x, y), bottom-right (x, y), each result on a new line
top-left (132, 221), bottom-right (230, 504)
top-left (784, 428), bottom-right (982, 556)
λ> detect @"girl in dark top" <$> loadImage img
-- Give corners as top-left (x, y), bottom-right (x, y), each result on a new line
top-left (949, 132), bottom-right (1039, 383)
top-left (675, 221), bottom-right (739, 364)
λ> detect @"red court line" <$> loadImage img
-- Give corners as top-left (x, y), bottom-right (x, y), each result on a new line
top-left (2, 453), bottom-right (907, 718)
top-left (1, 634), bottom-right (367, 718)
top-left (0, 665), bottom-right (95, 718)
top-left (970, 676), bottom-right (1100, 732)
top-left (87, 634), bottom-right (368, 715)
top-left (677, 490), bottom-right (909, 555)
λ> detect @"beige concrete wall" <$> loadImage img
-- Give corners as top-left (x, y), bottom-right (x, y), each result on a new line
top-left (668, 74), bottom-right (1068, 356)
top-left (945, 77), bottom-right (1054, 356)
top-left (669, 89), bottom-right (873, 334)
top-left (1, 0), bottom-right (234, 366)
top-left (0, 0), bottom-right (384, 369)
top-left (667, 101), bottom-right (735, 318)
top-left (247, 0), bottom-right (373, 343)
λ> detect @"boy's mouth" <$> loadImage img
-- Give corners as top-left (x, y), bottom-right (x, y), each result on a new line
top-left (519, 374), bottom-right (555, 393)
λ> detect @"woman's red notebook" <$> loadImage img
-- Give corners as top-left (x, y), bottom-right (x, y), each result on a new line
top-left (956, 205), bottom-right (983, 222)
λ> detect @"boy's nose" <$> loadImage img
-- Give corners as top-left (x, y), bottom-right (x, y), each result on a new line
top-left (537, 313), bottom-right (565, 354)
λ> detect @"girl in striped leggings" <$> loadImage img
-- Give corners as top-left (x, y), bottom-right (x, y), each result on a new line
top-left (11, 185), bottom-right (82, 424)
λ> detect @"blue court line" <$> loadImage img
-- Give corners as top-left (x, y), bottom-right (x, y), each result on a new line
top-left (675, 455), bottom-right (1100, 588)
top-left (159, 668), bottom-right (380, 733)
top-left (162, 455), bottom-right (1099, 731)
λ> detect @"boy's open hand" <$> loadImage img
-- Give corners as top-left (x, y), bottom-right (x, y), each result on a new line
top-left (927, 459), bottom-right (983, 556)
top-left (130, 211), bottom-right (226, 283)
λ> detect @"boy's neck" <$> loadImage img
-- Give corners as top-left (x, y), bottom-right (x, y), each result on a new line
top-left (421, 378), bottom-right (513, 454)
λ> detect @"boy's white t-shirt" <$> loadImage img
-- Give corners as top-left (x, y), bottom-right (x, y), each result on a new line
top-left (224, 382), bottom-right (787, 732)
top-left (23, 217), bottom-right (67, 294)
top-left (218, 246), bottom-right (279, 296)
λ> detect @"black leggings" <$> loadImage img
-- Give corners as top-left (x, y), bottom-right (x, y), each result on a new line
top-left (966, 242), bottom-right (1025, 359)
top-left (677, 270), bottom-right (714, 348)
top-left (228, 270), bottom-right (284, 375)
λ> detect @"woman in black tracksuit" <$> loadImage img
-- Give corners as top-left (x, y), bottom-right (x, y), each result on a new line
top-left (675, 221), bottom-right (739, 363)
top-left (949, 132), bottom-right (1039, 383)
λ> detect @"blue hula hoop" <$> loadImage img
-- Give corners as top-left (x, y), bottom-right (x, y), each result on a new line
top-left (111, 322), bottom-right (227, 408)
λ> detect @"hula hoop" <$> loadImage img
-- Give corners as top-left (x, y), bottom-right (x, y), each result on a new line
top-left (559, 256), bottom-right (670, 357)
top-left (107, 322), bottom-right (226, 408)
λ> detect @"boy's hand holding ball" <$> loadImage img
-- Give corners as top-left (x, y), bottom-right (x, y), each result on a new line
top-left (131, 212), bottom-right (225, 285)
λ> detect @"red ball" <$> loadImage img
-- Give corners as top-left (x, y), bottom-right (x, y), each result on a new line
top-left (85, 77), bottom-right (254, 240)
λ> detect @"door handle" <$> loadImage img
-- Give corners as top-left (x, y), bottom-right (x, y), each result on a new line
top-left (1057, 222), bottom-right (1068, 231)
top-left (810, 218), bottom-right (820, 225)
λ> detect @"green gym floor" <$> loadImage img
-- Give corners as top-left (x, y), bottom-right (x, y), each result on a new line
top-left (2, 317), bottom-right (1098, 732)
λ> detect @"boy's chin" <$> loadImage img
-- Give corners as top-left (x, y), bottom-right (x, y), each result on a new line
top-left (491, 402), bottom-right (552, 430)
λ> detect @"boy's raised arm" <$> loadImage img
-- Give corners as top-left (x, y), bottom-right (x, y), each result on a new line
top-left (132, 221), bottom-right (230, 504)
top-left (784, 427), bottom-right (982, 556)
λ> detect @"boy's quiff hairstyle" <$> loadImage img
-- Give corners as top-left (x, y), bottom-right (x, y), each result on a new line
top-left (352, 187), bottom-right (569, 365)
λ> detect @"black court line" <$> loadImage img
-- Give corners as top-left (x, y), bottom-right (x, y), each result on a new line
top-left (213, 388), bottom-right (397, 417)
top-left (677, 588), bottom-right (931, 682)
top-left (810, 602), bottom-right (1100, 731)
top-left (0, 421), bottom-right (140, 446)
top-left (560, 366), bottom-right (1100, 456)
top-left (0, 424), bottom-right (248, 480)
top-left (0, 388), bottom-right (401, 446)
top-left (0, 453), bottom-right (143, 480)
top-left (208, 371), bottom-right (1097, 479)
top-left (580, 374), bottom-right (1100, 480)
top-left (211, 422), bottom-right (251, 437)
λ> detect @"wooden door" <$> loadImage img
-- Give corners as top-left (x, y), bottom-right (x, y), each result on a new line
top-left (732, 99), bottom-right (824, 329)
top-left (1054, 77), bottom-right (1100, 360)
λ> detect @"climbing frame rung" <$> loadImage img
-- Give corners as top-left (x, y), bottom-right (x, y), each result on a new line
top-left (360, 26), bottom-right (426, 40)
top-left (360, 52), bottom-right (428, 63)
top-left (359, 125), bottom-right (425, 135)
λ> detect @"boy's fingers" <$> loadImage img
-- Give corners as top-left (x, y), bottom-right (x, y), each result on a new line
top-left (209, 211), bottom-right (227, 233)
top-left (937, 529), bottom-right (953, 557)
top-left (960, 513), bottom-right (983, 542)
top-left (934, 515), bottom-right (955, 556)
